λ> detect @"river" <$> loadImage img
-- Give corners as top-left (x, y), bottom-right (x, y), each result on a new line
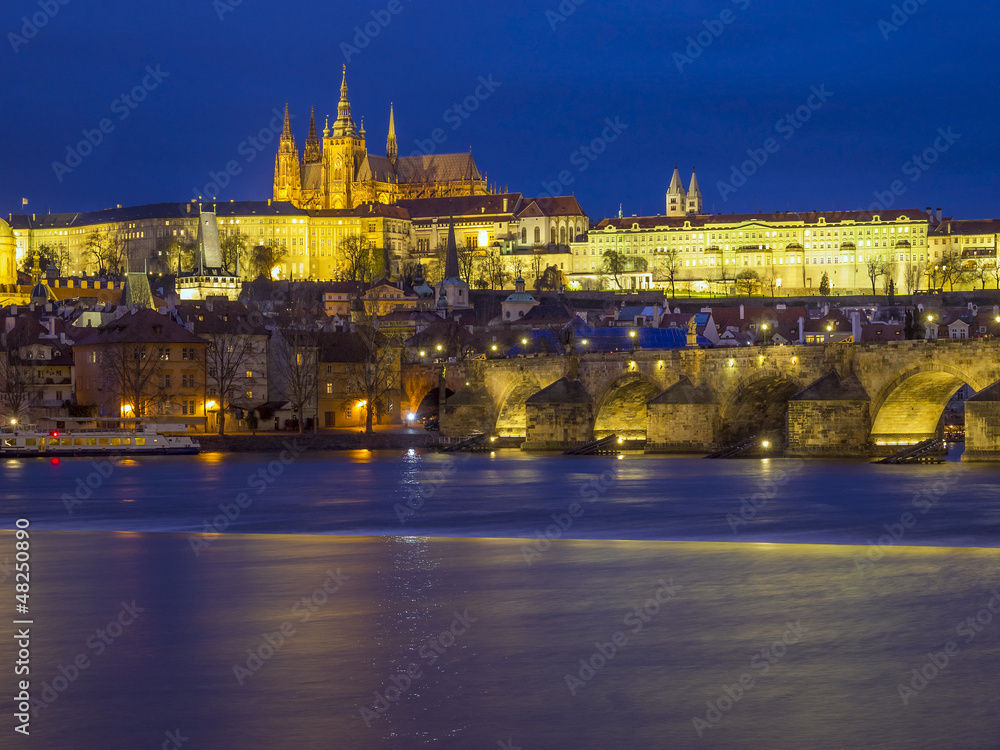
top-left (2, 449), bottom-right (999, 749)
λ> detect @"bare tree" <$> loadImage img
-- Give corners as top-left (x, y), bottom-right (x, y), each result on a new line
top-left (85, 224), bottom-right (129, 274)
top-left (457, 246), bottom-right (478, 284)
top-left (735, 269), bottom-right (760, 297)
top-left (99, 330), bottom-right (166, 418)
top-left (480, 248), bottom-right (510, 290)
top-left (988, 259), bottom-right (1000, 290)
top-left (157, 236), bottom-right (197, 274)
top-left (654, 248), bottom-right (681, 299)
top-left (220, 231), bottom-right (248, 276)
top-left (866, 257), bottom-right (887, 295)
top-left (340, 235), bottom-right (379, 284)
top-left (602, 250), bottom-right (627, 290)
top-left (902, 263), bottom-right (921, 295)
top-left (272, 317), bottom-right (319, 434)
top-left (347, 302), bottom-right (402, 434)
top-left (0, 325), bottom-right (40, 423)
top-left (21, 244), bottom-right (71, 276)
top-left (202, 330), bottom-right (261, 435)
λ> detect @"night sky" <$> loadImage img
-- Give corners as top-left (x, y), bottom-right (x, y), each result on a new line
top-left (3, 0), bottom-right (997, 221)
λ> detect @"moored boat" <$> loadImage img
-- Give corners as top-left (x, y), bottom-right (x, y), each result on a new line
top-left (0, 419), bottom-right (200, 457)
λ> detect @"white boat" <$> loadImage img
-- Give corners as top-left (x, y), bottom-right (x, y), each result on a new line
top-left (0, 419), bottom-right (200, 457)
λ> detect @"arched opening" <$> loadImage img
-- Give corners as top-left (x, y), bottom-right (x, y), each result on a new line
top-left (721, 373), bottom-right (801, 445)
top-left (414, 386), bottom-right (454, 422)
top-left (593, 376), bottom-right (662, 441)
top-left (870, 367), bottom-right (978, 445)
top-left (495, 381), bottom-right (545, 438)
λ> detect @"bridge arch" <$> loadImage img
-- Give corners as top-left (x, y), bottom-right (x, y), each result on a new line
top-left (494, 379), bottom-right (548, 438)
top-left (720, 369), bottom-right (803, 444)
top-left (870, 364), bottom-right (982, 445)
top-left (593, 372), bottom-right (663, 440)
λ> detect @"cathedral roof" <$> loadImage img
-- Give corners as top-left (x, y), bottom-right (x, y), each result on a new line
top-left (356, 154), bottom-right (397, 184)
top-left (302, 163), bottom-right (323, 191)
top-left (394, 153), bottom-right (483, 185)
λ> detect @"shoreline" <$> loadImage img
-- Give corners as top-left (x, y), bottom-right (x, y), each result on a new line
top-left (195, 432), bottom-right (440, 453)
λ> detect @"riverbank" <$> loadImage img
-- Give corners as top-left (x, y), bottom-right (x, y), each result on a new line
top-left (196, 430), bottom-right (439, 453)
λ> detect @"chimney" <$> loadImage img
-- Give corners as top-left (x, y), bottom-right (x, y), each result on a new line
top-left (936, 208), bottom-right (943, 222)
top-left (739, 304), bottom-right (745, 320)
top-left (503, 197), bottom-right (508, 212)
top-left (47, 317), bottom-right (55, 336)
top-left (798, 316), bottom-right (805, 344)
top-left (850, 310), bottom-right (862, 343)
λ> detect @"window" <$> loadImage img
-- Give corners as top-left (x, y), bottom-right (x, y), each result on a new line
top-left (182, 374), bottom-right (193, 388)
top-left (182, 347), bottom-right (196, 361)
top-left (158, 373), bottom-right (172, 389)
top-left (88, 352), bottom-right (97, 364)
top-left (246, 370), bottom-right (253, 378)
top-left (159, 347), bottom-right (171, 361)
top-left (181, 400), bottom-right (196, 415)
top-left (326, 382), bottom-right (334, 394)
top-left (246, 390), bottom-right (253, 400)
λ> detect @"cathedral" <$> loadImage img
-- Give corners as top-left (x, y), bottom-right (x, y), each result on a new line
top-left (273, 67), bottom-right (491, 210)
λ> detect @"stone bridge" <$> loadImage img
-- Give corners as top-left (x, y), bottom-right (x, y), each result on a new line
top-left (400, 340), bottom-right (1000, 459)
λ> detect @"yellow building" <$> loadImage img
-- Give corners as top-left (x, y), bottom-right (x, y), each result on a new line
top-left (274, 67), bottom-right (491, 211)
top-left (571, 209), bottom-right (934, 294)
top-left (0, 217), bottom-right (21, 304)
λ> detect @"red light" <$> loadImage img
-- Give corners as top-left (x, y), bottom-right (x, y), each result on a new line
top-left (50, 431), bottom-right (59, 437)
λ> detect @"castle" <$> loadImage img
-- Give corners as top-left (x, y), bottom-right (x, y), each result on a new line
top-left (273, 67), bottom-right (491, 210)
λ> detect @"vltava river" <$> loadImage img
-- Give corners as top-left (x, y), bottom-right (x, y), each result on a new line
top-left (2, 450), bottom-right (1000, 749)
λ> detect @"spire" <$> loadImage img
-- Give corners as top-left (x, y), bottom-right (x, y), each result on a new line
top-left (281, 102), bottom-right (292, 140)
top-left (444, 216), bottom-right (460, 280)
top-left (668, 164), bottom-right (685, 194)
top-left (688, 167), bottom-right (701, 197)
top-left (334, 65), bottom-right (356, 137)
top-left (386, 103), bottom-right (398, 162)
top-left (666, 163), bottom-right (687, 217)
top-left (304, 106), bottom-right (321, 163)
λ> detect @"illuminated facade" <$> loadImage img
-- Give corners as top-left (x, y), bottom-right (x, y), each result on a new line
top-left (571, 209), bottom-right (935, 293)
top-left (274, 68), bottom-right (490, 211)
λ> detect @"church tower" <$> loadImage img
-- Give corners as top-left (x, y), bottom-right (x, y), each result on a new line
top-left (304, 107), bottom-right (321, 164)
top-left (386, 103), bottom-right (398, 164)
top-left (686, 168), bottom-right (703, 215)
top-left (273, 103), bottom-right (301, 204)
top-left (666, 164), bottom-right (687, 217)
top-left (322, 66), bottom-right (367, 209)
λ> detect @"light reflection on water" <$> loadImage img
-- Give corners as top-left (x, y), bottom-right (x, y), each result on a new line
top-left (3, 451), bottom-right (1000, 748)
top-left (12, 532), bottom-right (1000, 749)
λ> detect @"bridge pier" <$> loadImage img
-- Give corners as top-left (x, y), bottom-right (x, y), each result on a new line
top-left (786, 372), bottom-right (872, 457)
top-left (523, 377), bottom-right (595, 451)
top-left (645, 377), bottom-right (720, 453)
top-left (964, 383), bottom-right (1000, 461)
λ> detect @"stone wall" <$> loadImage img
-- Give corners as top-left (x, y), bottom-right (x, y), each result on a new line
top-left (964, 400), bottom-right (1000, 461)
top-left (646, 403), bottom-right (719, 453)
top-left (787, 400), bottom-right (871, 457)
top-left (523, 401), bottom-right (595, 450)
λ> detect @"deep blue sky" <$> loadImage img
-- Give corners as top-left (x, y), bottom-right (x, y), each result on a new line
top-left (3, 0), bottom-right (997, 221)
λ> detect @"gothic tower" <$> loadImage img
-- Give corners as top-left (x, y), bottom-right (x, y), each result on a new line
top-left (322, 66), bottom-right (367, 209)
top-left (304, 106), bottom-right (321, 164)
top-left (386, 103), bottom-right (398, 164)
top-left (666, 164), bottom-right (687, 217)
top-left (686, 168), bottom-right (703, 215)
top-left (273, 103), bottom-right (301, 203)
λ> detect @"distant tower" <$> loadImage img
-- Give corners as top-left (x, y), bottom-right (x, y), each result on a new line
top-left (322, 66), bottom-right (366, 209)
top-left (666, 164), bottom-right (687, 217)
top-left (273, 103), bottom-right (301, 203)
top-left (303, 107), bottom-right (321, 164)
top-left (686, 168), bottom-right (703, 215)
top-left (386, 103), bottom-right (398, 164)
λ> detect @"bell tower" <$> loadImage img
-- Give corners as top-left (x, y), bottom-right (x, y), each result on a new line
top-left (273, 103), bottom-right (301, 204)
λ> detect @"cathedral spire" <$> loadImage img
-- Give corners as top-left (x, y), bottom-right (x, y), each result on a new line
top-left (333, 65), bottom-right (356, 137)
top-left (304, 106), bottom-right (321, 163)
top-left (666, 163), bottom-right (687, 217)
top-left (387, 103), bottom-right (398, 163)
top-left (444, 216), bottom-right (460, 280)
top-left (687, 167), bottom-right (703, 215)
top-left (281, 102), bottom-right (292, 140)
